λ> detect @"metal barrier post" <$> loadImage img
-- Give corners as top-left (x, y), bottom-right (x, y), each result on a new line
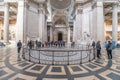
top-left (29, 49), bottom-right (31, 61)
top-left (89, 50), bottom-right (91, 62)
top-left (39, 50), bottom-right (40, 64)
top-left (68, 52), bottom-right (69, 65)
top-left (52, 51), bottom-right (54, 65)
top-left (80, 51), bottom-right (82, 64)
top-left (93, 48), bottom-right (96, 59)
top-left (22, 47), bottom-right (25, 59)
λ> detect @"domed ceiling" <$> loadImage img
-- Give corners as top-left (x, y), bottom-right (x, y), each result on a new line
top-left (50, 0), bottom-right (72, 9)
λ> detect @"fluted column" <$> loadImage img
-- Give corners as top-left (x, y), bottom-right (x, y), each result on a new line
top-left (89, 11), bottom-right (93, 38)
top-left (92, 5), bottom-right (97, 40)
top-left (16, 0), bottom-right (24, 42)
top-left (50, 26), bottom-right (53, 41)
top-left (44, 16), bottom-right (47, 41)
top-left (4, 2), bottom-right (9, 43)
top-left (0, 22), bottom-right (2, 40)
top-left (96, 1), bottom-right (105, 43)
top-left (38, 10), bottom-right (44, 42)
top-left (73, 20), bottom-right (76, 41)
top-left (23, 0), bottom-right (29, 43)
top-left (73, 7), bottom-right (83, 42)
top-left (38, 4), bottom-right (46, 42)
top-left (112, 4), bottom-right (118, 42)
top-left (76, 8), bottom-right (82, 40)
top-left (67, 27), bottom-right (70, 43)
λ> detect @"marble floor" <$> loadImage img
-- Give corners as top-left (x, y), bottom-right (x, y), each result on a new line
top-left (0, 44), bottom-right (120, 80)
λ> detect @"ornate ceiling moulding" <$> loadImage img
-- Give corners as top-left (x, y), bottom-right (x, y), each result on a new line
top-left (50, 0), bottom-right (72, 9)
top-left (74, 3), bottom-right (83, 9)
top-left (75, 0), bottom-right (93, 5)
top-left (74, 0), bottom-right (93, 12)
top-left (33, 0), bottom-right (46, 3)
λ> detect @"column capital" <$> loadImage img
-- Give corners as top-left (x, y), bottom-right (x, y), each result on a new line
top-left (38, 3), bottom-right (46, 14)
top-left (93, 0), bottom-right (103, 2)
top-left (18, 0), bottom-right (24, 7)
top-left (77, 8), bottom-right (83, 14)
top-left (4, 2), bottom-right (9, 6)
top-left (24, 0), bottom-right (29, 8)
top-left (18, 0), bottom-right (24, 1)
top-left (38, 9), bottom-right (44, 14)
top-left (91, 0), bottom-right (103, 9)
top-left (74, 3), bottom-right (83, 14)
top-left (112, 3), bottom-right (119, 9)
top-left (91, 2), bottom-right (96, 9)
top-left (96, 1), bottom-right (103, 7)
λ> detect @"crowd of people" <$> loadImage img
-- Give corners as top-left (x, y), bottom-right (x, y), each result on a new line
top-left (27, 40), bottom-right (66, 49)
top-left (17, 39), bottom-right (116, 60)
top-left (94, 40), bottom-right (113, 59)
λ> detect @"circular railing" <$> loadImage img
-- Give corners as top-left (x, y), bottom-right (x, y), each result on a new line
top-left (22, 44), bottom-right (96, 65)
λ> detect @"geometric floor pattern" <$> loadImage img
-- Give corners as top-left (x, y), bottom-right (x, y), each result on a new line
top-left (0, 44), bottom-right (120, 80)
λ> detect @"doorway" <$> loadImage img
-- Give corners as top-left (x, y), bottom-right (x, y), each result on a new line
top-left (58, 33), bottom-right (62, 41)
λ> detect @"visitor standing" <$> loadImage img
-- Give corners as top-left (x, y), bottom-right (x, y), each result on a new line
top-left (17, 40), bottom-right (22, 60)
top-left (106, 41), bottom-right (113, 59)
top-left (92, 41), bottom-right (96, 48)
top-left (92, 41), bottom-right (96, 59)
top-left (96, 41), bottom-right (101, 59)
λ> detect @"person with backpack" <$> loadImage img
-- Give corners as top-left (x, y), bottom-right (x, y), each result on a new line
top-left (96, 41), bottom-right (101, 59)
top-left (17, 40), bottom-right (22, 60)
top-left (106, 41), bottom-right (113, 59)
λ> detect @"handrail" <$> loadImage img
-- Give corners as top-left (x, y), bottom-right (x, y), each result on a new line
top-left (22, 45), bottom-right (95, 65)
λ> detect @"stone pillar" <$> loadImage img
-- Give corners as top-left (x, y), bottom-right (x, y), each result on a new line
top-left (73, 20), bottom-right (76, 42)
top-left (112, 4), bottom-right (118, 42)
top-left (23, 0), bottom-right (29, 43)
top-left (0, 23), bottom-right (1, 40)
top-left (92, 5), bottom-right (97, 40)
top-left (38, 4), bottom-right (46, 42)
top-left (73, 7), bottom-right (83, 42)
top-left (67, 27), bottom-right (70, 43)
top-left (44, 16), bottom-right (47, 41)
top-left (96, 1), bottom-right (105, 43)
top-left (16, 0), bottom-right (24, 42)
top-left (89, 10), bottom-right (93, 38)
top-left (50, 26), bottom-right (53, 41)
top-left (4, 2), bottom-right (9, 43)
top-left (38, 10), bottom-right (44, 42)
top-left (77, 8), bottom-right (82, 39)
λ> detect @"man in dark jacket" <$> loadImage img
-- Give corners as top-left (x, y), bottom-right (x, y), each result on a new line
top-left (92, 41), bottom-right (95, 48)
top-left (17, 40), bottom-right (22, 60)
top-left (106, 41), bottom-right (112, 59)
top-left (96, 41), bottom-right (101, 59)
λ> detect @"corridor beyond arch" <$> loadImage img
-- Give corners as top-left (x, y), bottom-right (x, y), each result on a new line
top-left (58, 32), bottom-right (63, 41)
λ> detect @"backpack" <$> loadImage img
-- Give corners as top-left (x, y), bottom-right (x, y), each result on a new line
top-left (107, 44), bottom-right (113, 50)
